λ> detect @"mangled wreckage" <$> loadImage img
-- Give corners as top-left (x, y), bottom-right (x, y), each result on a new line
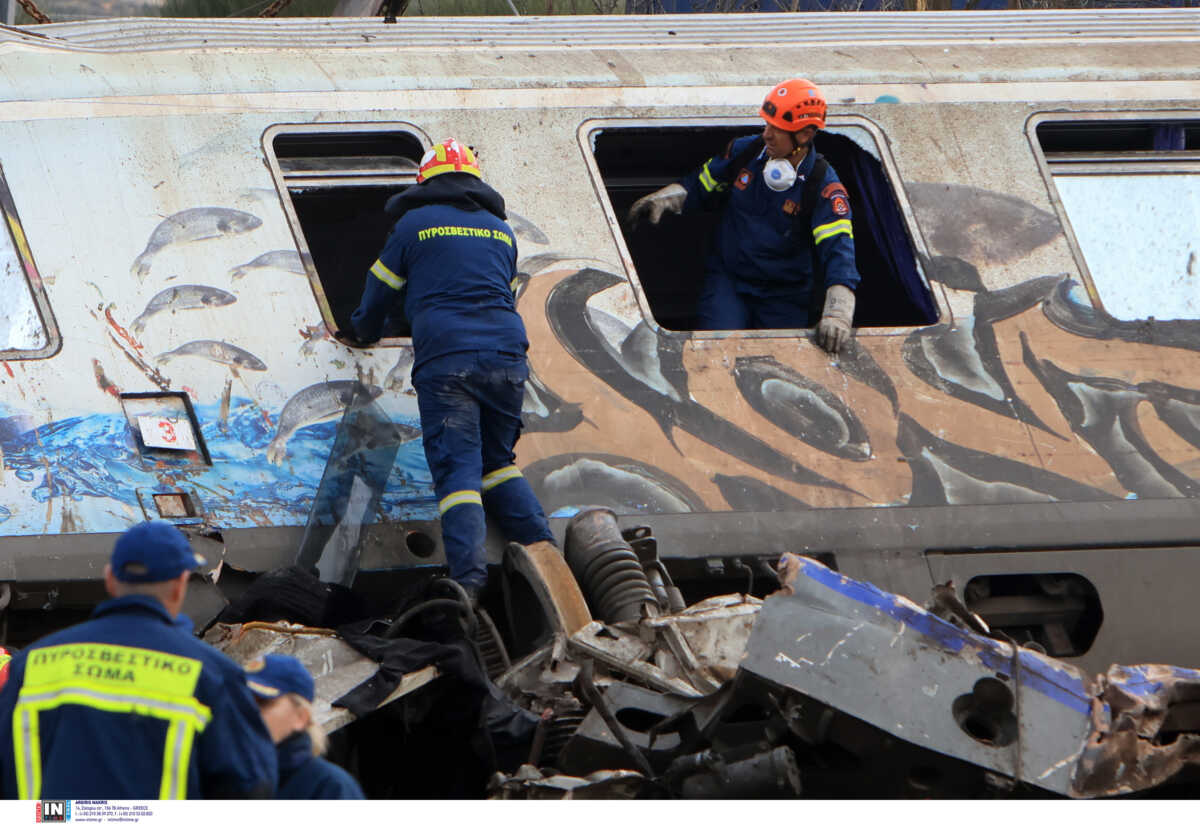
top-left (201, 506), bottom-right (1200, 800)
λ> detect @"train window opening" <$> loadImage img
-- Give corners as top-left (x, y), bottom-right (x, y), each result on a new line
top-left (266, 127), bottom-right (426, 337)
top-left (0, 164), bottom-right (60, 360)
top-left (963, 572), bottom-right (1103, 659)
top-left (589, 123), bottom-right (937, 332)
top-left (1035, 117), bottom-right (1200, 321)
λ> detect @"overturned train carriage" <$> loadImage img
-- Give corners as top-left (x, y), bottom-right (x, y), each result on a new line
top-left (0, 11), bottom-right (1199, 681)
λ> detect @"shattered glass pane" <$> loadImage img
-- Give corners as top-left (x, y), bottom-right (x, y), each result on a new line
top-left (295, 384), bottom-right (407, 587)
top-left (1055, 172), bottom-right (1200, 321)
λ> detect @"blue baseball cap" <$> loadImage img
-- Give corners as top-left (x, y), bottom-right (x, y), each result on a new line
top-left (245, 654), bottom-right (315, 703)
top-left (111, 521), bottom-right (205, 583)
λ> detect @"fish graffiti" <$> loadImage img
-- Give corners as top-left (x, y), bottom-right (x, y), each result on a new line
top-left (522, 452), bottom-right (706, 516)
top-left (229, 250), bottom-right (307, 280)
top-left (131, 207), bottom-right (263, 281)
top-left (130, 285), bottom-right (236, 334)
top-left (266, 380), bottom-right (387, 465)
top-left (732, 355), bottom-right (872, 462)
top-left (156, 340), bottom-right (268, 371)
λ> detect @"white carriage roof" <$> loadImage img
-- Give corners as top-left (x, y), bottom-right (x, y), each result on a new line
top-left (5, 9), bottom-right (1200, 53)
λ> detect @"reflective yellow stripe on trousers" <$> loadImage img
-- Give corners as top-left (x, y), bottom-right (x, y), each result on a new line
top-left (482, 465), bottom-right (523, 492)
top-left (13, 643), bottom-right (210, 800)
top-left (439, 489), bottom-right (482, 515)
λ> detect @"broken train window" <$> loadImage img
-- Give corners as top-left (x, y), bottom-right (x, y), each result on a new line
top-left (1034, 115), bottom-right (1200, 321)
top-left (0, 163), bottom-right (59, 359)
top-left (265, 125), bottom-right (427, 339)
top-left (585, 119), bottom-right (938, 332)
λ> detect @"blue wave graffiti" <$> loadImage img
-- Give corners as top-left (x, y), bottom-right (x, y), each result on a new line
top-left (0, 398), bottom-right (435, 533)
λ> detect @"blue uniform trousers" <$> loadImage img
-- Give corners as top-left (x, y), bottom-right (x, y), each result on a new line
top-left (696, 269), bottom-right (812, 331)
top-left (412, 350), bottom-right (554, 589)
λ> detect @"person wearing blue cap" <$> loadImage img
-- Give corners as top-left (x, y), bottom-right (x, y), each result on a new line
top-left (0, 520), bottom-right (278, 800)
top-left (245, 654), bottom-right (364, 799)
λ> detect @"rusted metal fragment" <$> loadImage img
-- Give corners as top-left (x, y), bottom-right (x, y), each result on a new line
top-left (1073, 664), bottom-right (1200, 797)
top-left (505, 540), bottom-right (592, 636)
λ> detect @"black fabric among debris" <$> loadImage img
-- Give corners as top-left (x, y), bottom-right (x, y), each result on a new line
top-left (335, 624), bottom-right (538, 775)
top-left (214, 565), bottom-right (371, 628)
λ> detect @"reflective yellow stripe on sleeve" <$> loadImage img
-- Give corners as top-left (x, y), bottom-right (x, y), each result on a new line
top-left (482, 465), bottom-right (523, 492)
top-left (438, 490), bottom-right (483, 515)
top-left (699, 161), bottom-right (726, 194)
top-left (370, 259), bottom-right (406, 290)
top-left (813, 219), bottom-right (853, 245)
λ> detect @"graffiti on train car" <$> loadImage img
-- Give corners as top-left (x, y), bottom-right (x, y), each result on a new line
top-left (2, 168), bottom-right (1199, 537)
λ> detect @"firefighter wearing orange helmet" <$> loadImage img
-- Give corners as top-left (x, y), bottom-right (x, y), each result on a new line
top-left (628, 78), bottom-right (859, 353)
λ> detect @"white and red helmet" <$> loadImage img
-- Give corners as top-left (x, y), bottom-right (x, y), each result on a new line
top-left (417, 138), bottom-right (482, 183)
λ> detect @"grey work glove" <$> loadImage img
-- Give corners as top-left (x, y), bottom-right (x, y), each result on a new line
top-left (815, 284), bottom-right (855, 354)
top-left (627, 183), bottom-right (687, 227)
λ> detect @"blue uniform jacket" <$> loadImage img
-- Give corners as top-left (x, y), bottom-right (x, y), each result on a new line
top-left (351, 174), bottom-right (528, 376)
top-left (681, 135), bottom-right (861, 301)
top-left (276, 731), bottom-right (364, 799)
top-left (0, 595), bottom-right (277, 800)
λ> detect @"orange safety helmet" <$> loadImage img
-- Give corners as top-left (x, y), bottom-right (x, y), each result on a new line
top-left (417, 138), bottom-right (482, 183)
top-left (759, 78), bottom-right (826, 132)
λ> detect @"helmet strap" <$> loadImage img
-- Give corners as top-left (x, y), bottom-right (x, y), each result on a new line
top-left (787, 132), bottom-right (810, 166)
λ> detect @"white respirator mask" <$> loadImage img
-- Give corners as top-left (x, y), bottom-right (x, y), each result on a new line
top-left (762, 158), bottom-right (798, 192)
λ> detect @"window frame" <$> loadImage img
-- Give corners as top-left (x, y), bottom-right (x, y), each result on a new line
top-left (0, 162), bottom-right (61, 361)
top-left (262, 122), bottom-right (430, 340)
top-left (1027, 109), bottom-right (1200, 320)
top-left (576, 114), bottom-right (939, 339)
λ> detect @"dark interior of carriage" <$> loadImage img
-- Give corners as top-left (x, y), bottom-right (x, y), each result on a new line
top-left (274, 130), bottom-right (421, 337)
top-left (592, 124), bottom-right (938, 332)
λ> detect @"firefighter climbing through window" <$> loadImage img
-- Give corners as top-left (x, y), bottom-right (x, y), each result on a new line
top-left (340, 138), bottom-right (557, 605)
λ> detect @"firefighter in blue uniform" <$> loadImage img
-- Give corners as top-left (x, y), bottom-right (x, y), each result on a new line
top-left (245, 654), bottom-right (364, 800)
top-left (344, 138), bottom-right (555, 603)
top-left (0, 520), bottom-right (277, 800)
top-left (628, 78), bottom-right (860, 353)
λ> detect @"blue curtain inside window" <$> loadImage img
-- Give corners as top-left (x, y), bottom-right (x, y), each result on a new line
top-left (816, 133), bottom-right (939, 327)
